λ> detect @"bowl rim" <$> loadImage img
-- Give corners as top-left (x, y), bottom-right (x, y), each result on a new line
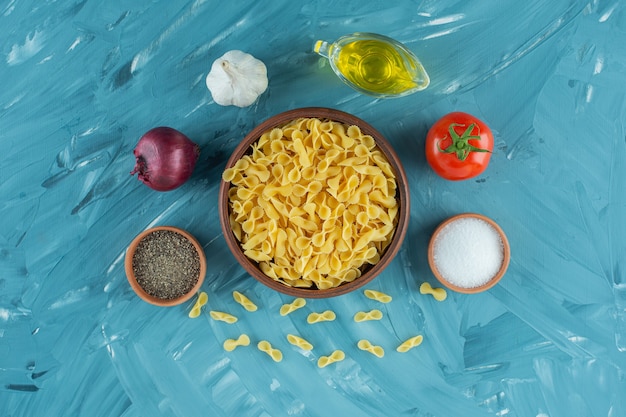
top-left (427, 213), bottom-right (510, 294)
top-left (124, 225), bottom-right (207, 306)
top-left (218, 107), bottom-right (410, 298)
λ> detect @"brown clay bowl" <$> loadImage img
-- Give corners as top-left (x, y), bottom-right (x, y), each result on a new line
top-left (218, 107), bottom-right (410, 298)
top-left (125, 226), bottom-right (207, 306)
top-left (427, 213), bottom-right (510, 294)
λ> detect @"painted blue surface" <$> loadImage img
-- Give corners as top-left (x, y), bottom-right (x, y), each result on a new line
top-left (1, 0), bottom-right (625, 416)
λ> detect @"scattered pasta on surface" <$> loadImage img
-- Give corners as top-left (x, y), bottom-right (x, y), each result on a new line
top-left (396, 335), bottom-right (424, 353)
top-left (223, 117), bottom-right (399, 289)
top-left (209, 310), bottom-right (238, 324)
top-left (233, 290), bottom-right (258, 312)
top-left (257, 340), bottom-right (283, 362)
top-left (223, 334), bottom-right (250, 352)
top-left (363, 289), bottom-right (392, 303)
top-left (419, 282), bottom-right (447, 301)
top-left (317, 350), bottom-right (345, 368)
top-left (353, 309), bottom-right (383, 322)
top-left (286, 334), bottom-right (313, 351)
top-left (188, 291), bottom-right (208, 318)
top-left (357, 339), bottom-right (385, 358)
top-left (307, 310), bottom-right (336, 324)
top-left (280, 298), bottom-right (306, 316)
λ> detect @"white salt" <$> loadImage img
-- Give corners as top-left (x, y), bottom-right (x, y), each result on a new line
top-left (433, 217), bottom-right (504, 288)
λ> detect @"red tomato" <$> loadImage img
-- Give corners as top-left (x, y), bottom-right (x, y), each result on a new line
top-left (425, 112), bottom-right (494, 181)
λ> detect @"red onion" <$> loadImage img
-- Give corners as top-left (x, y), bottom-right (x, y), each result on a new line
top-left (130, 127), bottom-right (200, 191)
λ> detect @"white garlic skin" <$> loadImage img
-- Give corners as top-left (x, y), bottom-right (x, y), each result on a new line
top-left (205, 50), bottom-right (268, 108)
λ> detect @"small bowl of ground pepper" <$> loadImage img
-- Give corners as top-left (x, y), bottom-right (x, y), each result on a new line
top-left (125, 226), bottom-right (206, 306)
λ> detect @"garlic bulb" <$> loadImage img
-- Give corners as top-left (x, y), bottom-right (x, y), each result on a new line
top-left (205, 50), bottom-right (268, 108)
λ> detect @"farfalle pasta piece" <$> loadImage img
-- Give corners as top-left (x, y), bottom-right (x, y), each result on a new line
top-left (188, 291), bottom-right (208, 318)
top-left (223, 334), bottom-right (250, 352)
top-left (419, 282), bottom-right (447, 301)
top-left (397, 335), bottom-right (424, 353)
top-left (353, 309), bottom-right (383, 322)
top-left (233, 290), bottom-right (258, 312)
top-left (286, 334), bottom-right (313, 351)
top-left (307, 310), bottom-right (336, 324)
top-left (357, 339), bottom-right (384, 358)
top-left (209, 310), bottom-right (238, 324)
top-left (280, 298), bottom-right (306, 316)
top-left (317, 350), bottom-right (345, 368)
top-left (257, 340), bottom-right (283, 362)
top-left (364, 289), bottom-right (392, 303)
top-left (223, 118), bottom-right (399, 289)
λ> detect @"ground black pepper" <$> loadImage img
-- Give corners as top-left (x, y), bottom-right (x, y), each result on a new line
top-left (132, 230), bottom-right (200, 300)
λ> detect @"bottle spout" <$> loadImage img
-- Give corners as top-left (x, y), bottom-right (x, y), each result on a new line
top-left (313, 40), bottom-right (330, 58)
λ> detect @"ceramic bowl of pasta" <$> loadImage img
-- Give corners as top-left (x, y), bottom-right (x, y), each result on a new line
top-left (219, 107), bottom-right (410, 298)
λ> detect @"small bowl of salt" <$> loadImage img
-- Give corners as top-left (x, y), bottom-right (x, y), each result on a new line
top-left (428, 213), bottom-right (510, 293)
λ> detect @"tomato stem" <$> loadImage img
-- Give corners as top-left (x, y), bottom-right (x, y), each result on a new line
top-left (437, 123), bottom-right (491, 161)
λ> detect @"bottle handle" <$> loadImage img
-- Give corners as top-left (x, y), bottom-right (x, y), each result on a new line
top-left (313, 40), bottom-right (330, 58)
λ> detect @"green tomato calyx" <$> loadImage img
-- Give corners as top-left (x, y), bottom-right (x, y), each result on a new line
top-left (437, 123), bottom-right (490, 161)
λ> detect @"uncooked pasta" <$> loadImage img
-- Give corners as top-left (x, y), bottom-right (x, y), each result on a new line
top-left (222, 117), bottom-right (399, 289)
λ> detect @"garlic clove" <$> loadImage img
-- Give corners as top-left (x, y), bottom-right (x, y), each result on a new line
top-left (205, 69), bottom-right (236, 106)
top-left (206, 50), bottom-right (268, 108)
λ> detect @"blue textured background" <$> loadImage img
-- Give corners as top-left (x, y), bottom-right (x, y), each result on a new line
top-left (2, 0), bottom-right (626, 416)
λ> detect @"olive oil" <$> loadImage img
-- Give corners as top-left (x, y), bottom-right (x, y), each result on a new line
top-left (314, 33), bottom-right (429, 98)
top-left (335, 39), bottom-right (418, 95)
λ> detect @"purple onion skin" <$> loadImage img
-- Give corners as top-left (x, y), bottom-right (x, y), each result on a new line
top-left (131, 127), bottom-right (200, 191)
